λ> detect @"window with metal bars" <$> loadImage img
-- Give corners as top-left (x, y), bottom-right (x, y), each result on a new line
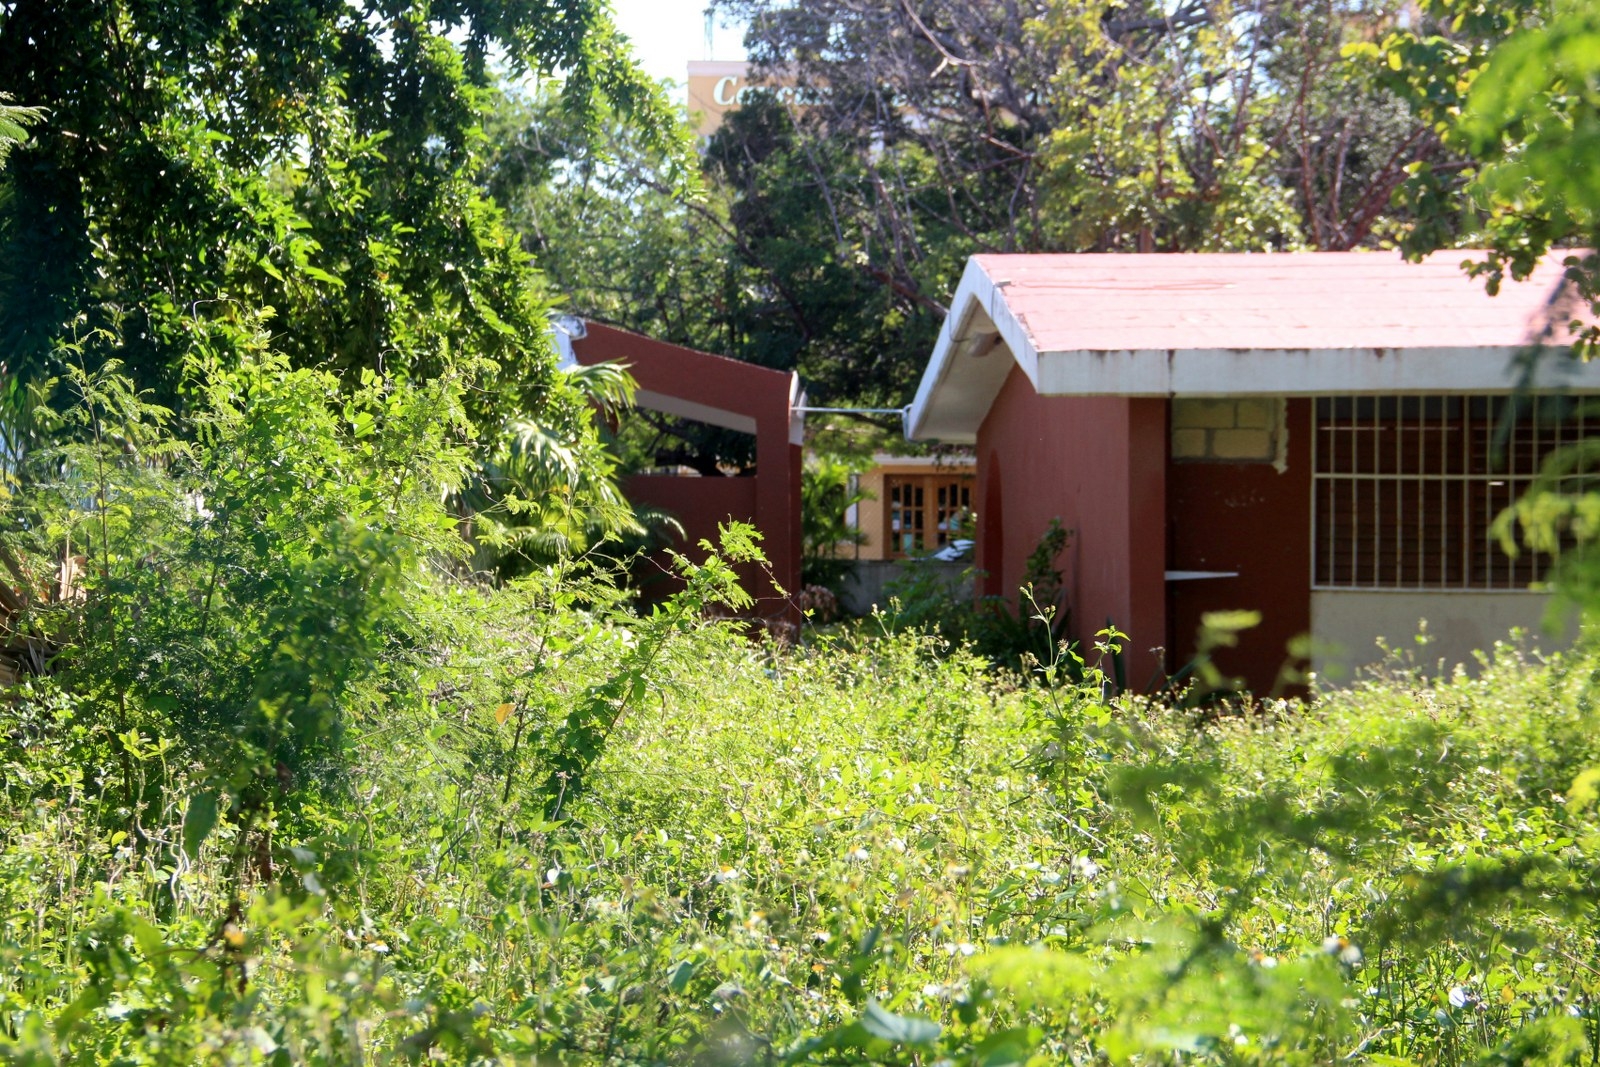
top-left (1312, 395), bottom-right (1594, 590)
top-left (886, 475), bottom-right (972, 558)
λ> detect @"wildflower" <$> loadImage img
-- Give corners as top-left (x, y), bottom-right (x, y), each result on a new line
top-left (1322, 935), bottom-right (1361, 964)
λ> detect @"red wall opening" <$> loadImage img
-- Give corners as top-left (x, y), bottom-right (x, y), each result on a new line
top-left (1165, 399), bottom-right (1312, 695)
top-left (572, 323), bottom-right (801, 622)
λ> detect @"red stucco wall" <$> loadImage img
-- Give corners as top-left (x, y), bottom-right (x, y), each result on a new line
top-left (1166, 399), bottom-right (1312, 695)
top-left (975, 365), bottom-right (1167, 686)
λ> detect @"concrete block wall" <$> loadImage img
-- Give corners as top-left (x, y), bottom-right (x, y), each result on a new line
top-left (1171, 397), bottom-right (1284, 464)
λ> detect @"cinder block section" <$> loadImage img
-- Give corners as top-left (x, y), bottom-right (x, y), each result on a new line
top-left (1171, 399), bottom-right (1238, 429)
top-left (1211, 428), bottom-right (1275, 460)
top-left (1171, 428), bottom-right (1209, 458)
top-left (1234, 398), bottom-right (1276, 429)
top-left (1171, 397), bottom-right (1285, 463)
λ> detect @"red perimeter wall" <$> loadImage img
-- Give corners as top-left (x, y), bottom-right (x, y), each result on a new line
top-left (623, 473), bottom-right (768, 605)
top-left (573, 324), bottom-right (800, 622)
top-left (1165, 399), bottom-right (1312, 695)
top-left (975, 365), bottom-right (1167, 687)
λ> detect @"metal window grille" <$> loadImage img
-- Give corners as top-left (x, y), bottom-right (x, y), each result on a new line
top-left (1311, 395), bottom-right (1595, 590)
top-left (886, 475), bottom-right (972, 558)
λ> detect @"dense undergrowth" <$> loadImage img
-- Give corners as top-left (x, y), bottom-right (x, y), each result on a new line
top-left (7, 609), bottom-right (1600, 1064)
top-left (4, 360), bottom-right (1600, 1065)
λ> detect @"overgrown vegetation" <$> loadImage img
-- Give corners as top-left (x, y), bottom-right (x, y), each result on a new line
top-left (7, 369), bottom-right (1597, 1063)
top-left (875, 518), bottom-right (1078, 680)
top-left (5, 401), bottom-right (1600, 1062)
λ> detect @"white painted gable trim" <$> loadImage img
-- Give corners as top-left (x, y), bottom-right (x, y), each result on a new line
top-left (907, 259), bottom-right (1041, 444)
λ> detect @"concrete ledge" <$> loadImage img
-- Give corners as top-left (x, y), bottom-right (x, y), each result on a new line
top-left (838, 559), bottom-right (972, 617)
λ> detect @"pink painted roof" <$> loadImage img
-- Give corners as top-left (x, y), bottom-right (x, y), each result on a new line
top-left (973, 251), bottom-right (1585, 352)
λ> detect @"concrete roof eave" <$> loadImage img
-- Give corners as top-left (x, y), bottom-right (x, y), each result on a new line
top-left (905, 251), bottom-right (1600, 444)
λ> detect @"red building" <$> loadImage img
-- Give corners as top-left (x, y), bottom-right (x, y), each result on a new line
top-left (906, 252), bottom-right (1598, 691)
top-left (569, 321), bottom-right (803, 623)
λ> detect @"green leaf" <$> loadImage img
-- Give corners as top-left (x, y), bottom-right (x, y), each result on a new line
top-left (859, 1000), bottom-right (941, 1046)
top-left (973, 1027), bottom-right (1039, 1067)
top-left (301, 264), bottom-right (345, 288)
top-left (182, 791), bottom-right (219, 858)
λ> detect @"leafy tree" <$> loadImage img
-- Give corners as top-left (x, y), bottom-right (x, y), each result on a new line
top-left (483, 86), bottom-right (772, 472)
top-left (0, 0), bottom-right (682, 453)
top-left (459, 358), bottom-right (647, 572)
top-left (1036, 0), bottom-right (1453, 253)
top-left (800, 453), bottom-right (870, 589)
top-left (1358, 0), bottom-right (1569, 281)
top-left (500, 0), bottom-right (1455, 415)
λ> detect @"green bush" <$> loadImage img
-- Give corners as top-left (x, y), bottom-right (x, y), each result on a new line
top-left (879, 518), bottom-right (1082, 682)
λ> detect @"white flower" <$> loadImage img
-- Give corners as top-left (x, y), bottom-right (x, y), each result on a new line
top-left (1320, 935), bottom-right (1363, 964)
